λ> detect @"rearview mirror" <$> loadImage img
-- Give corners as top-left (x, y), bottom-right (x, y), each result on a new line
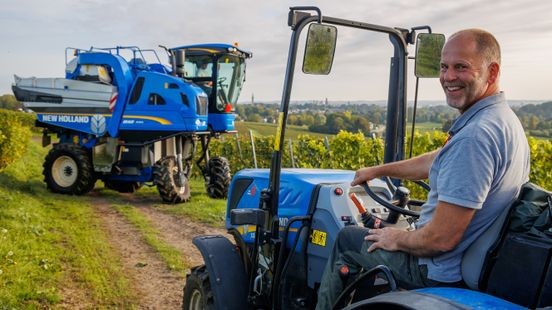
top-left (173, 49), bottom-right (186, 76)
top-left (415, 33), bottom-right (445, 78)
top-left (302, 23), bottom-right (337, 75)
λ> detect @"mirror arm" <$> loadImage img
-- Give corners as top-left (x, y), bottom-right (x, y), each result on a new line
top-left (411, 25), bottom-right (432, 34)
top-left (409, 26), bottom-right (433, 46)
top-left (288, 6), bottom-right (322, 28)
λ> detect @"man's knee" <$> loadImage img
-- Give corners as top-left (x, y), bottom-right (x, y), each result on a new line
top-left (336, 226), bottom-right (369, 253)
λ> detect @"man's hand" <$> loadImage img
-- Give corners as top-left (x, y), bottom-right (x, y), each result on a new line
top-left (351, 167), bottom-right (381, 186)
top-left (364, 202), bottom-right (476, 257)
top-left (364, 227), bottom-right (403, 252)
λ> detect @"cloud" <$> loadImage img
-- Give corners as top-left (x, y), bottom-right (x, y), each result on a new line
top-left (1, 0), bottom-right (551, 101)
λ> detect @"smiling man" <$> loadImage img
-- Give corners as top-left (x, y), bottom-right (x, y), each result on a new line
top-left (315, 29), bottom-right (530, 309)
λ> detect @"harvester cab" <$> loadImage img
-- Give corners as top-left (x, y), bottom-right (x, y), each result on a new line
top-left (184, 6), bottom-right (551, 310)
top-left (168, 44), bottom-right (252, 133)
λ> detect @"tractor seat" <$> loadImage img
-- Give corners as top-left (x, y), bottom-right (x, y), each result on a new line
top-left (461, 202), bottom-right (512, 290)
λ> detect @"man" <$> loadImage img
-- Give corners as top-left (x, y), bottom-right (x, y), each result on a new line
top-left (197, 62), bottom-right (211, 77)
top-left (316, 28), bottom-right (530, 309)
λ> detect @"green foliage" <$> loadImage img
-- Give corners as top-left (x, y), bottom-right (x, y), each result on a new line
top-left (326, 131), bottom-right (377, 170)
top-left (0, 109), bottom-right (32, 171)
top-left (211, 130), bottom-right (551, 197)
top-left (0, 95), bottom-right (21, 110)
top-left (235, 103), bottom-right (279, 122)
top-left (0, 142), bottom-right (135, 307)
top-left (238, 101), bottom-right (551, 139)
top-left (516, 102), bottom-right (552, 138)
top-left (309, 112), bottom-right (373, 135)
top-left (528, 137), bottom-right (552, 190)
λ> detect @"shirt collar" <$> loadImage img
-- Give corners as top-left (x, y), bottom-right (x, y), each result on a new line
top-left (448, 92), bottom-right (505, 136)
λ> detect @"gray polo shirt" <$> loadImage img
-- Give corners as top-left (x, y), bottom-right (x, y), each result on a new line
top-left (417, 92), bottom-right (530, 282)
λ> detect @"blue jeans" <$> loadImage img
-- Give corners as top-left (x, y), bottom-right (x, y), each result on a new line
top-left (315, 226), bottom-right (441, 310)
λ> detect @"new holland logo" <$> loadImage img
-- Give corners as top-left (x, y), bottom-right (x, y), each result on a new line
top-left (90, 114), bottom-right (106, 136)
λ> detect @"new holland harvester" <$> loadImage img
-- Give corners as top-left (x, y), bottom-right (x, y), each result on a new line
top-left (13, 44), bottom-right (252, 203)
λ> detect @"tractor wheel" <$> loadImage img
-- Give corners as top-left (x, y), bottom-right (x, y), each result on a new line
top-left (43, 143), bottom-right (95, 195)
top-left (103, 180), bottom-right (142, 193)
top-left (205, 157), bottom-right (231, 199)
top-left (182, 265), bottom-right (215, 310)
top-left (153, 156), bottom-right (190, 203)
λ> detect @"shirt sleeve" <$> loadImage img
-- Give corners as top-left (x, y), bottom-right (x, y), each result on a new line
top-left (435, 136), bottom-right (496, 209)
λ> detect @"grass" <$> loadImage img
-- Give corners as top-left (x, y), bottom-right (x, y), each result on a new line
top-left (0, 135), bottom-right (228, 307)
top-left (410, 122), bottom-right (443, 132)
top-left (112, 204), bottom-right (190, 275)
top-left (235, 121), bottom-right (332, 139)
top-left (133, 179), bottom-right (228, 227)
top-left (0, 141), bottom-right (136, 308)
top-left (236, 121), bottom-right (444, 139)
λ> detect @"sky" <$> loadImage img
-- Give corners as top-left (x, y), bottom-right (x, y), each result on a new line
top-left (1, 0), bottom-right (551, 103)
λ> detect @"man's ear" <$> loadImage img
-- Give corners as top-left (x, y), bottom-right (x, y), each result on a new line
top-left (487, 62), bottom-right (500, 85)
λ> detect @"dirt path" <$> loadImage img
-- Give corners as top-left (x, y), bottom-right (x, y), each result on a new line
top-left (79, 189), bottom-right (227, 309)
top-left (119, 193), bottom-right (229, 266)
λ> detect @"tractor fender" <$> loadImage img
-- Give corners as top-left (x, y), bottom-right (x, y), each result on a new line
top-left (192, 235), bottom-right (248, 310)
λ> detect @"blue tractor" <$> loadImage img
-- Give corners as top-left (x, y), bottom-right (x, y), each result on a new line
top-left (12, 44), bottom-right (252, 202)
top-left (183, 7), bottom-right (552, 309)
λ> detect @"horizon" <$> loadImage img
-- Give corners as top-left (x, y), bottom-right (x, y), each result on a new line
top-left (237, 99), bottom-right (548, 106)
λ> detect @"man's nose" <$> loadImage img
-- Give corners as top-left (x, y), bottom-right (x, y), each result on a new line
top-left (441, 68), bottom-right (457, 81)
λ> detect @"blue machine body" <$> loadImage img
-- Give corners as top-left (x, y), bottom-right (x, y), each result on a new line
top-left (33, 50), bottom-right (209, 138)
top-left (226, 168), bottom-right (356, 248)
top-left (16, 43), bottom-right (252, 140)
top-left (414, 288), bottom-right (526, 309)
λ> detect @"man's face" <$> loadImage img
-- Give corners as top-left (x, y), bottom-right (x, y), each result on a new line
top-left (439, 35), bottom-right (492, 113)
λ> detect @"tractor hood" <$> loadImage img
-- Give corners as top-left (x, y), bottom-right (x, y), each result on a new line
top-left (225, 168), bottom-right (355, 231)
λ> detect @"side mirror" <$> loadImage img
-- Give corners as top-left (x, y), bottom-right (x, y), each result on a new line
top-left (173, 49), bottom-right (186, 76)
top-left (302, 23), bottom-right (337, 75)
top-left (414, 33), bottom-right (445, 78)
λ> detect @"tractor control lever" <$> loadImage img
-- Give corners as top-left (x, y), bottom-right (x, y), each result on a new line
top-left (349, 193), bottom-right (384, 229)
top-left (386, 186), bottom-right (410, 224)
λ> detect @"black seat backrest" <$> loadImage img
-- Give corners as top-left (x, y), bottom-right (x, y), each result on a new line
top-left (462, 182), bottom-right (552, 291)
top-left (461, 202), bottom-right (511, 290)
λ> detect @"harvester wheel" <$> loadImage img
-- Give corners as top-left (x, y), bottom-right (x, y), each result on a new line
top-left (153, 156), bottom-right (190, 203)
top-left (205, 156), bottom-right (231, 199)
top-left (182, 265), bottom-right (215, 310)
top-left (43, 143), bottom-right (95, 195)
top-left (103, 180), bottom-right (142, 193)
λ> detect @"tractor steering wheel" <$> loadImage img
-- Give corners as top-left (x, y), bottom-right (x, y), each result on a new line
top-left (361, 182), bottom-right (420, 220)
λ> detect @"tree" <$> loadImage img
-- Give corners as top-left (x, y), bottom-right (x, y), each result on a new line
top-left (248, 113), bottom-right (262, 123)
top-left (529, 115), bottom-right (540, 130)
top-left (313, 113), bottom-right (326, 126)
top-left (355, 117), bottom-right (371, 134)
top-left (0, 95), bottom-right (21, 110)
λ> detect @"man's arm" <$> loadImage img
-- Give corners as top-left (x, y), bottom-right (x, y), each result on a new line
top-left (364, 201), bottom-right (475, 256)
top-left (351, 150), bottom-right (440, 186)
